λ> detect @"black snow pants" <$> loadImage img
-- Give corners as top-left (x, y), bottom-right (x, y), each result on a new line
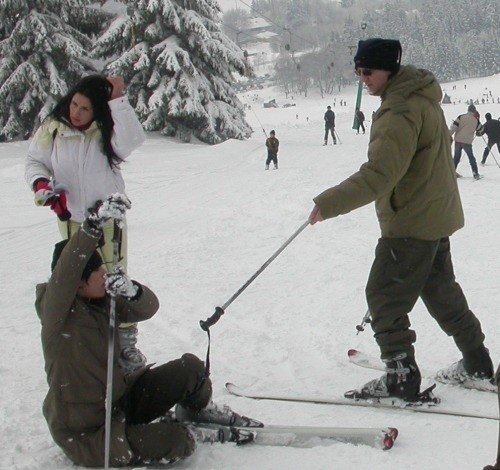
top-left (365, 237), bottom-right (486, 360)
top-left (124, 353), bottom-right (212, 464)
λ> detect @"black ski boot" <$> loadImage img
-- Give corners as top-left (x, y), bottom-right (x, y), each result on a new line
top-left (436, 344), bottom-right (496, 392)
top-left (463, 344), bottom-right (494, 378)
top-left (346, 352), bottom-right (422, 402)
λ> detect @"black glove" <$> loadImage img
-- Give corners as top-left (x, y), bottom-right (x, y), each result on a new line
top-left (87, 193), bottom-right (131, 229)
top-left (104, 265), bottom-right (139, 298)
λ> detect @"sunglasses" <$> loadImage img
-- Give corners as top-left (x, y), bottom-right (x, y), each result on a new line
top-left (355, 68), bottom-right (373, 77)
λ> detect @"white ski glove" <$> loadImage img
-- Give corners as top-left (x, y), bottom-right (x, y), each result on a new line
top-left (104, 265), bottom-right (139, 298)
top-left (87, 193), bottom-right (131, 229)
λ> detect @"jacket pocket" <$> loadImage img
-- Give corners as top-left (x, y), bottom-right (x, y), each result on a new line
top-left (376, 194), bottom-right (396, 222)
top-left (60, 383), bottom-right (105, 431)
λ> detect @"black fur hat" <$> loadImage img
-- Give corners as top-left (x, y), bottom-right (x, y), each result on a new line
top-left (51, 239), bottom-right (103, 281)
top-left (354, 38), bottom-right (402, 73)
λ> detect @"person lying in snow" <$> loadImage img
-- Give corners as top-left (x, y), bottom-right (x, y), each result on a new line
top-left (35, 193), bottom-right (260, 467)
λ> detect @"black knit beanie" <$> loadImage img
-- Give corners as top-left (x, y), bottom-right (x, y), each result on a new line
top-left (51, 239), bottom-right (103, 281)
top-left (354, 38), bottom-right (402, 73)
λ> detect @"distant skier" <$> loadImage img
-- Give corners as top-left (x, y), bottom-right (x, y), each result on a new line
top-left (355, 108), bottom-right (366, 134)
top-left (449, 104), bottom-right (482, 179)
top-left (323, 106), bottom-right (337, 145)
top-left (477, 113), bottom-right (500, 165)
top-left (265, 130), bottom-right (279, 170)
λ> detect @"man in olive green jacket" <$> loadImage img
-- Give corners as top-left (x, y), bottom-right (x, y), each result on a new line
top-left (36, 195), bottom-right (256, 467)
top-left (309, 38), bottom-right (494, 402)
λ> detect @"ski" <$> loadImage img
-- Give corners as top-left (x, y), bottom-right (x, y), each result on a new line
top-left (195, 422), bottom-right (398, 450)
top-left (457, 174), bottom-right (484, 181)
top-left (348, 349), bottom-right (498, 394)
top-left (225, 382), bottom-right (498, 421)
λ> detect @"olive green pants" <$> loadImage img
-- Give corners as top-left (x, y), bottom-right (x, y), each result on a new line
top-left (57, 218), bottom-right (128, 271)
top-left (365, 237), bottom-right (485, 360)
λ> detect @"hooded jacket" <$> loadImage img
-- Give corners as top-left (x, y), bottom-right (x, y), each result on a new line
top-left (35, 222), bottom-right (159, 467)
top-left (314, 65), bottom-right (464, 240)
top-left (450, 111), bottom-right (481, 145)
top-left (25, 97), bottom-right (145, 223)
top-left (266, 136), bottom-right (279, 155)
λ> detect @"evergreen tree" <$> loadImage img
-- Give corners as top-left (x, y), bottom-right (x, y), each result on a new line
top-left (0, 0), bottom-right (108, 141)
top-left (94, 0), bottom-right (252, 144)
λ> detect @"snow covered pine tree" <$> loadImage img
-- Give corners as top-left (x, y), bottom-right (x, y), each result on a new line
top-left (0, 0), bottom-right (109, 140)
top-left (93, 0), bottom-right (252, 144)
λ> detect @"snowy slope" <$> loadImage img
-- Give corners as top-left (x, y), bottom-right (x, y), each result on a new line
top-left (1, 74), bottom-right (499, 469)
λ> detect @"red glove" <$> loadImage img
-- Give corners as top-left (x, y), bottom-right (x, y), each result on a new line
top-left (34, 179), bottom-right (56, 206)
top-left (50, 191), bottom-right (71, 221)
top-left (33, 178), bottom-right (71, 221)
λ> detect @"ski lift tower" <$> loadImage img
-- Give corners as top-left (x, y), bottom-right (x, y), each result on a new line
top-left (352, 22), bottom-right (367, 131)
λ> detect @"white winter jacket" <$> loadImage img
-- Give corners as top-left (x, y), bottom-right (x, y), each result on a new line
top-left (449, 111), bottom-right (480, 145)
top-left (25, 97), bottom-right (145, 222)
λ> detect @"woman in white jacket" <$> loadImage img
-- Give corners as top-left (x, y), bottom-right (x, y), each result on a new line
top-left (25, 74), bottom-right (147, 373)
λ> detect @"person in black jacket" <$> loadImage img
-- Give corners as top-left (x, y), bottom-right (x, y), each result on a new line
top-left (478, 113), bottom-right (500, 165)
top-left (355, 108), bottom-right (366, 134)
top-left (323, 106), bottom-right (337, 145)
top-left (265, 130), bottom-right (279, 169)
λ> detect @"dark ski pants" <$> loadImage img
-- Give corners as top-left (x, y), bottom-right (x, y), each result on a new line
top-left (482, 139), bottom-right (500, 163)
top-left (266, 152), bottom-right (278, 167)
top-left (453, 142), bottom-right (478, 175)
top-left (365, 237), bottom-right (486, 361)
top-left (124, 353), bottom-right (212, 464)
top-left (324, 126), bottom-right (336, 144)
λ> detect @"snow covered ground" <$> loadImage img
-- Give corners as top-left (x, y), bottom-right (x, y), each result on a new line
top-left (1, 73), bottom-right (499, 469)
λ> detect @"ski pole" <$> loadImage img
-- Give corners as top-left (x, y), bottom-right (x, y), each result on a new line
top-left (481, 135), bottom-right (500, 168)
top-left (355, 309), bottom-right (371, 335)
top-left (334, 129), bottom-right (342, 144)
top-left (251, 107), bottom-right (268, 137)
top-left (200, 220), bottom-right (310, 331)
top-left (104, 220), bottom-right (121, 470)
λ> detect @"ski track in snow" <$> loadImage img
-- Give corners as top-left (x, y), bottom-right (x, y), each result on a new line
top-left (1, 75), bottom-right (499, 469)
